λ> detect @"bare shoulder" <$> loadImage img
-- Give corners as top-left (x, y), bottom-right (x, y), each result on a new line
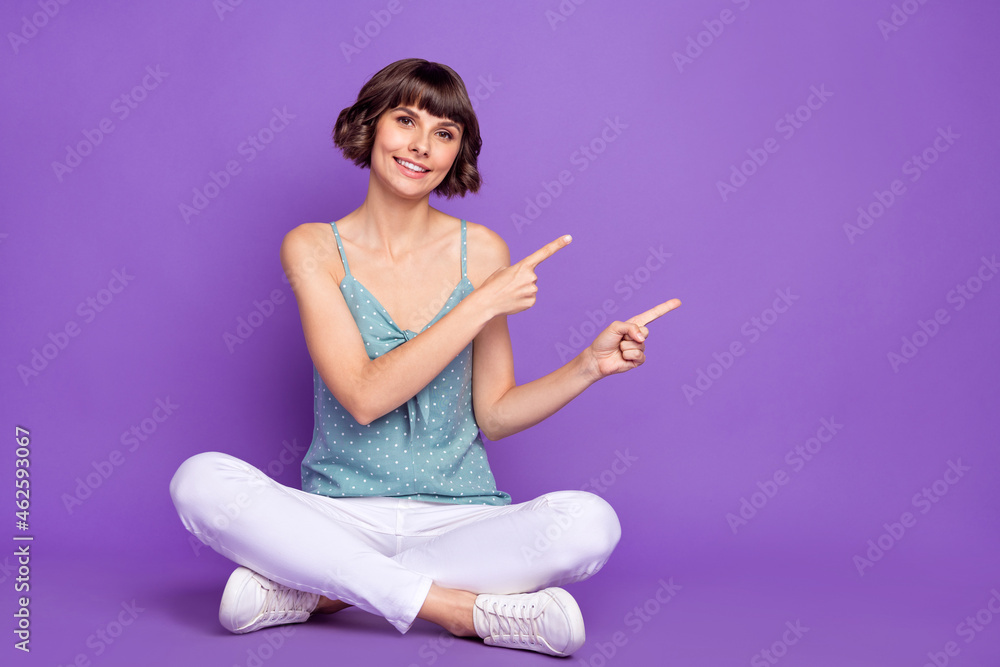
top-left (464, 220), bottom-right (510, 285)
top-left (281, 221), bottom-right (332, 246)
top-left (280, 222), bottom-right (343, 289)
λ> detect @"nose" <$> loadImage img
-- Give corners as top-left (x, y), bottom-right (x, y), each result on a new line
top-left (409, 132), bottom-right (429, 157)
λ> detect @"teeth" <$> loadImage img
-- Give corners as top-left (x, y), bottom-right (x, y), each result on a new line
top-left (396, 158), bottom-right (427, 173)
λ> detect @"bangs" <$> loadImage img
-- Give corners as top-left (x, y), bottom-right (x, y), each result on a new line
top-left (385, 68), bottom-right (471, 129)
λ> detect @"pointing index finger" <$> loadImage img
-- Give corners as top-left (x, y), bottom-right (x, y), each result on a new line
top-left (519, 235), bottom-right (573, 269)
top-left (629, 298), bottom-right (682, 327)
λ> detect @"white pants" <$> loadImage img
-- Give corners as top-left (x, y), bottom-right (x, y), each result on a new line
top-left (169, 451), bottom-right (622, 634)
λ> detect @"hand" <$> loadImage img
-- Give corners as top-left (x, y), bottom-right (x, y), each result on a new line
top-left (586, 298), bottom-right (682, 379)
top-left (475, 235), bottom-right (573, 317)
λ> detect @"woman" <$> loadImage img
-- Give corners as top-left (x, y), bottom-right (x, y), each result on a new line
top-left (169, 58), bottom-right (680, 658)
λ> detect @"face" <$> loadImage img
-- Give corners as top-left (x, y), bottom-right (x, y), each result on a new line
top-left (370, 104), bottom-right (463, 199)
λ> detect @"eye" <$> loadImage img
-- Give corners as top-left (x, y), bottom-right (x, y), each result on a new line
top-left (437, 130), bottom-right (453, 140)
top-left (397, 115), bottom-right (414, 126)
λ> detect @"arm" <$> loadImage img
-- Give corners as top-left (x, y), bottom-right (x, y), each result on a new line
top-left (281, 224), bottom-right (570, 425)
top-left (472, 315), bottom-right (599, 441)
top-left (470, 230), bottom-right (595, 440)
top-left (470, 231), bottom-right (681, 440)
top-left (282, 224), bottom-right (487, 425)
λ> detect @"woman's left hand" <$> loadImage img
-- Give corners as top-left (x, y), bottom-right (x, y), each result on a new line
top-left (586, 298), bottom-right (682, 379)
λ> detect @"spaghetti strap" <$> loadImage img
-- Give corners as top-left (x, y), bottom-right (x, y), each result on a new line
top-left (329, 222), bottom-right (351, 276)
top-left (460, 219), bottom-right (467, 278)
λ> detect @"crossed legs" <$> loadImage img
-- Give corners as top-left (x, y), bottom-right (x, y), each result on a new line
top-left (169, 451), bottom-right (620, 637)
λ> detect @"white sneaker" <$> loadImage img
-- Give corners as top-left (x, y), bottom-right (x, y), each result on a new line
top-left (219, 566), bottom-right (321, 634)
top-left (473, 587), bottom-right (586, 657)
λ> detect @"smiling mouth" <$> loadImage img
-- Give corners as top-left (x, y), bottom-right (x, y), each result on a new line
top-left (394, 157), bottom-right (429, 173)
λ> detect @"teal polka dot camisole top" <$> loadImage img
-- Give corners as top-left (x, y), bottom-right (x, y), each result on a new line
top-left (300, 219), bottom-right (512, 506)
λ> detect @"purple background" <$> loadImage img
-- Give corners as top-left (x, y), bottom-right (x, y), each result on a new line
top-left (3, 1), bottom-right (999, 665)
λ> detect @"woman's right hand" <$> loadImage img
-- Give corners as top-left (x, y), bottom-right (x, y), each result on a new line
top-left (473, 235), bottom-right (573, 318)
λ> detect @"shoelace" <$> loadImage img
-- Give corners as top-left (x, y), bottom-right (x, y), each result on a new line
top-left (483, 600), bottom-right (538, 647)
top-left (259, 579), bottom-right (314, 623)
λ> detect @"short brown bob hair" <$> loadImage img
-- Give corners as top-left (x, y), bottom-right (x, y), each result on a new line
top-left (333, 58), bottom-right (482, 199)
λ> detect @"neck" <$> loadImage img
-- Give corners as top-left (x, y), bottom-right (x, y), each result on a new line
top-left (350, 170), bottom-right (436, 252)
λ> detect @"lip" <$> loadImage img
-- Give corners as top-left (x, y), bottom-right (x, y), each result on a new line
top-left (393, 156), bottom-right (431, 178)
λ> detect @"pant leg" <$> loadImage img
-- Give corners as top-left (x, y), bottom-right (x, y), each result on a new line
top-left (168, 451), bottom-right (433, 633)
top-left (392, 490), bottom-right (622, 595)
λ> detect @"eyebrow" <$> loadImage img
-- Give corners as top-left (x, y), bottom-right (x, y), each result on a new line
top-left (391, 106), bottom-right (462, 132)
